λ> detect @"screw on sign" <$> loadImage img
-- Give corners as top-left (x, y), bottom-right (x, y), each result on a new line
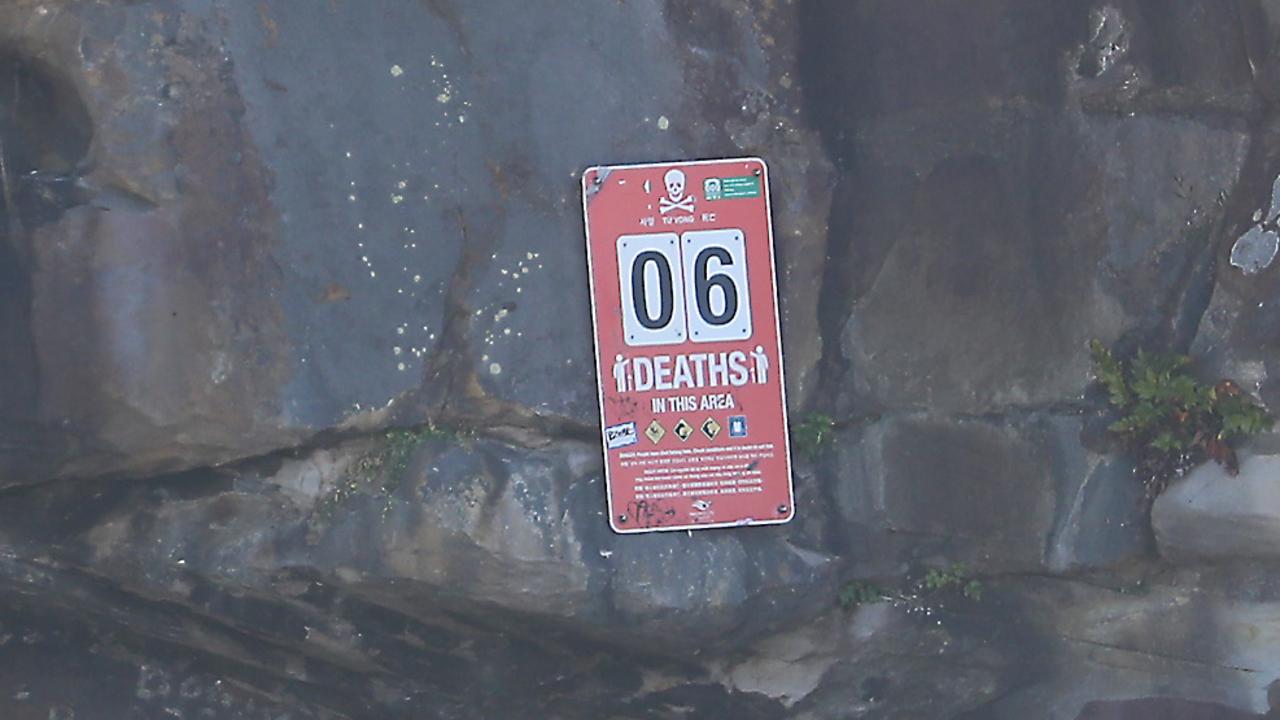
top-left (581, 158), bottom-right (794, 533)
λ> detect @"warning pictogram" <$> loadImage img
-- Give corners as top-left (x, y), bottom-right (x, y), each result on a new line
top-left (673, 419), bottom-right (694, 442)
top-left (645, 419), bottom-right (666, 444)
top-left (701, 418), bottom-right (722, 441)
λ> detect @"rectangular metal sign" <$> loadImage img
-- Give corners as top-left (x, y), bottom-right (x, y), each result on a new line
top-left (582, 158), bottom-right (794, 533)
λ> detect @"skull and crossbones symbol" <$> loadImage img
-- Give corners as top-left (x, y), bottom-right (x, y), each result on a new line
top-left (659, 168), bottom-right (695, 214)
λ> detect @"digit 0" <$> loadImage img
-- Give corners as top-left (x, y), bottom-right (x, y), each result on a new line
top-left (616, 233), bottom-right (686, 346)
top-left (630, 251), bottom-right (675, 330)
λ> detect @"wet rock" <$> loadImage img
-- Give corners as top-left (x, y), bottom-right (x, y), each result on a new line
top-left (830, 111), bottom-right (1246, 415)
top-left (2, 4), bottom-right (306, 485)
top-left (1230, 225), bottom-right (1280, 274)
top-left (0, 0), bottom-right (833, 486)
top-left (0, 548), bottom-right (795, 720)
top-left (1046, 456), bottom-right (1151, 571)
top-left (1153, 454), bottom-right (1280, 563)
top-left (1193, 168), bottom-right (1280, 413)
top-left (830, 415), bottom-right (1058, 572)
top-left (826, 413), bottom-right (1148, 575)
top-left (1075, 698), bottom-right (1262, 720)
top-left (0, 434), bottom-right (836, 657)
top-left (1192, 294), bottom-right (1280, 413)
top-left (959, 570), bottom-right (1280, 719)
top-left (0, 431), bottom-right (839, 717)
top-left (2, 1), bottom-right (1280, 718)
top-left (0, 597), bottom-right (343, 720)
top-left (218, 0), bottom-right (834, 426)
top-left (783, 602), bottom-right (1015, 719)
top-left (804, 0), bottom-right (1250, 415)
top-left (785, 568), bottom-right (1280, 720)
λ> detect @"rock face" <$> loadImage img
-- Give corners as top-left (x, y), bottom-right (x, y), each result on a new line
top-left (2, 0), bottom-right (1280, 718)
top-left (1153, 455), bottom-right (1280, 563)
top-left (806, 0), bottom-right (1252, 417)
top-left (0, 0), bottom-right (834, 485)
top-left (827, 414), bottom-right (1150, 576)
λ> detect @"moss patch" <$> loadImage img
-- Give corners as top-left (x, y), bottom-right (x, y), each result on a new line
top-left (318, 424), bottom-right (467, 521)
top-left (791, 413), bottom-right (836, 460)
top-left (838, 564), bottom-right (983, 612)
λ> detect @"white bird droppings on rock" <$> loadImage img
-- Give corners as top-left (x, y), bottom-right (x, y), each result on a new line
top-left (1230, 225), bottom-right (1279, 274)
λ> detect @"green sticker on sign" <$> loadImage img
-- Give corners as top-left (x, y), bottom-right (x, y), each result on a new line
top-left (703, 175), bottom-right (760, 201)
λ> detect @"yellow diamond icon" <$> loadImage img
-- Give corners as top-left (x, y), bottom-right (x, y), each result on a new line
top-left (645, 419), bottom-right (666, 444)
top-left (701, 417), bottom-right (722, 441)
top-left (673, 419), bottom-right (694, 441)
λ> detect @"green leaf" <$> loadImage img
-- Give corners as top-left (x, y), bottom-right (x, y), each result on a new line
top-left (963, 580), bottom-right (984, 602)
top-left (1218, 399), bottom-right (1273, 439)
top-left (1090, 340), bottom-right (1131, 407)
top-left (1167, 375), bottom-right (1198, 405)
top-left (838, 580), bottom-right (887, 610)
top-left (1129, 401), bottom-right (1163, 431)
top-left (1109, 417), bottom-right (1139, 434)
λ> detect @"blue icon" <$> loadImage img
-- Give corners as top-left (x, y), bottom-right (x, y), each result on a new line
top-left (728, 415), bottom-right (748, 438)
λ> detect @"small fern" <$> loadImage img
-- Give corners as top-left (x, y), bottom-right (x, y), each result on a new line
top-left (1090, 340), bottom-right (1272, 500)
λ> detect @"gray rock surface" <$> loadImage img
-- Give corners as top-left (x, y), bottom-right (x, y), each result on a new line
top-left (1153, 454), bottom-right (1280, 563)
top-left (17, 436), bottom-right (835, 654)
top-left (0, 0), bottom-right (834, 485)
top-left (2, 0), bottom-right (1280, 718)
top-left (824, 413), bottom-right (1148, 575)
top-left (808, 0), bottom-right (1251, 417)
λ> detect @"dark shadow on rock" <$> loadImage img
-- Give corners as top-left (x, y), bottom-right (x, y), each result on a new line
top-left (0, 47), bottom-right (93, 482)
top-left (797, 0), bottom-right (1094, 415)
top-left (797, 0), bottom-right (1087, 168)
top-left (1075, 697), bottom-right (1262, 720)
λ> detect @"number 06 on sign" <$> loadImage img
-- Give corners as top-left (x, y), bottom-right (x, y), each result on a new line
top-left (581, 158), bottom-right (794, 533)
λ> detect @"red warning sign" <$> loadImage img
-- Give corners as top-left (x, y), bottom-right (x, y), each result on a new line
top-left (581, 158), bottom-right (794, 533)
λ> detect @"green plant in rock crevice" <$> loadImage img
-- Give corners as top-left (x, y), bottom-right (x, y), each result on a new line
top-left (318, 423), bottom-right (467, 520)
top-left (1090, 340), bottom-right (1272, 501)
top-left (838, 564), bottom-right (983, 612)
top-left (837, 579), bottom-right (890, 610)
top-left (921, 565), bottom-right (984, 602)
top-left (792, 413), bottom-right (836, 460)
